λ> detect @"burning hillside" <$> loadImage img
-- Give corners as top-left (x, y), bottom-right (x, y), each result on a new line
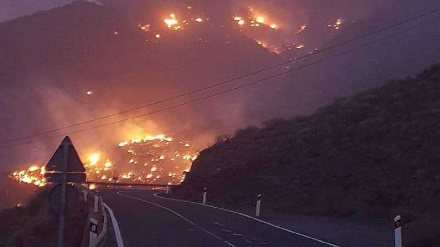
top-left (11, 134), bottom-right (198, 186)
top-left (113, 2), bottom-right (346, 56)
top-left (2, 0), bottom-right (440, 181)
top-left (10, 166), bottom-right (47, 187)
top-left (0, 1), bottom-right (352, 172)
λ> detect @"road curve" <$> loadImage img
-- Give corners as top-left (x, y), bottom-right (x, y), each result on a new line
top-left (101, 190), bottom-right (339, 247)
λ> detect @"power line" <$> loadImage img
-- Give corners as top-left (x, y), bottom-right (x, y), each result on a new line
top-left (1, 8), bottom-right (439, 145)
top-left (2, 15), bottom-right (439, 149)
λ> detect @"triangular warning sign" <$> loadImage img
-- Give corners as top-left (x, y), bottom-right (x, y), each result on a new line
top-left (45, 136), bottom-right (85, 172)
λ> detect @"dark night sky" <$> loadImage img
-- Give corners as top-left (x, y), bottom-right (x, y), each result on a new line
top-left (1, 0), bottom-right (440, 170)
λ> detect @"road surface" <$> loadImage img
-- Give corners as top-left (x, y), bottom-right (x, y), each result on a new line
top-left (100, 190), bottom-right (339, 247)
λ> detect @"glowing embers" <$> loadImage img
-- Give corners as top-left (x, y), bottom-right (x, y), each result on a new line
top-left (233, 16), bottom-right (245, 26)
top-left (297, 25), bottom-right (307, 34)
top-left (233, 8), bottom-right (278, 30)
top-left (104, 160), bottom-right (112, 171)
top-left (233, 8), bottom-right (283, 55)
top-left (138, 23), bottom-right (151, 32)
top-left (328, 19), bottom-right (343, 30)
top-left (255, 39), bottom-right (281, 55)
top-left (118, 141), bottom-right (128, 147)
top-left (256, 16), bottom-right (265, 24)
top-left (164, 13), bottom-right (183, 31)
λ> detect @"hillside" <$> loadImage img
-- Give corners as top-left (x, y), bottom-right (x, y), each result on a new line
top-left (0, 1), bottom-right (282, 169)
top-left (0, 173), bottom-right (39, 211)
top-left (175, 64), bottom-right (440, 244)
top-left (2, 1), bottom-right (440, 172)
top-left (0, 0), bottom-right (279, 116)
top-left (0, 186), bottom-right (88, 247)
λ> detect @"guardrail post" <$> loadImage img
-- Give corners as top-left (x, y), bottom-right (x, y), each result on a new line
top-left (89, 217), bottom-right (98, 246)
top-left (394, 215), bottom-right (402, 247)
top-left (94, 195), bottom-right (99, 213)
top-left (202, 187), bottom-right (207, 204)
top-left (256, 194), bottom-right (262, 217)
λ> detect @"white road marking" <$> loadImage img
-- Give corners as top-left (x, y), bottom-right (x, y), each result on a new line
top-left (104, 203), bottom-right (125, 247)
top-left (117, 191), bottom-right (236, 247)
top-left (153, 193), bottom-right (340, 247)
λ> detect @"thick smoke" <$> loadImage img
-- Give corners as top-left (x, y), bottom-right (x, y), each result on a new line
top-left (1, 0), bottom-right (440, 171)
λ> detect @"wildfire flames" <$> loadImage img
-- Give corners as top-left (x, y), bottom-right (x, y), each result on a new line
top-left (114, 134), bottom-right (197, 184)
top-left (232, 7), bottom-right (284, 55)
top-left (231, 7), bottom-right (343, 55)
top-left (10, 4), bottom-right (348, 187)
top-left (329, 18), bottom-right (343, 30)
top-left (128, 4), bottom-right (346, 56)
top-left (163, 13), bottom-right (183, 31)
top-left (11, 134), bottom-right (198, 186)
top-left (11, 165), bottom-right (47, 187)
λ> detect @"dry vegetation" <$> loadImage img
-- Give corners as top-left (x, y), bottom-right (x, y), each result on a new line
top-left (0, 173), bottom-right (39, 211)
top-left (175, 64), bottom-right (440, 246)
top-left (0, 184), bottom-right (88, 247)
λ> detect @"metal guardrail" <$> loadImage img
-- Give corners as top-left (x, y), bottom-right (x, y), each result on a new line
top-left (91, 196), bottom-right (107, 247)
top-left (84, 182), bottom-right (178, 188)
top-left (80, 189), bottom-right (108, 247)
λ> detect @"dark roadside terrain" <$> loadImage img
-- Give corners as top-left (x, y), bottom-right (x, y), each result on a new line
top-left (0, 183), bottom-right (88, 247)
top-left (0, 173), bottom-right (39, 211)
top-left (174, 64), bottom-right (440, 246)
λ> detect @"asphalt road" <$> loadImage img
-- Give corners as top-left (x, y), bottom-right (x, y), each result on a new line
top-left (100, 190), bottom-right (340, 247)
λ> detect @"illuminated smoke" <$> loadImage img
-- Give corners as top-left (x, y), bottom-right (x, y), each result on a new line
top-left (2, 0), bottom-right (440, 175)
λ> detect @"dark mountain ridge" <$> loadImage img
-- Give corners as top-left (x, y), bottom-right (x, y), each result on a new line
top-left (177, 64), bottom-right (440, 218)
top-left (175, 65), bottom-right (440, 245)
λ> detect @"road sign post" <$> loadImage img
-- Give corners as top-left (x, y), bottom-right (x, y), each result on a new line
top-left (394, 215), bottom-right (402, 247)
top-left (44, 137), bottom-right (86, 247)
top-left (83, 190), bottom-right (88, 202)
top-left (49, 184), bottom-right (79, 215)
top-left (57, 139), bottom-right (68, 247)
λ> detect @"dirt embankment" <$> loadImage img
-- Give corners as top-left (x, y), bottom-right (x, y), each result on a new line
top-left (0, 173), bottom-right (39, 211)
top-left (0, 182), bottom-right (88, 247)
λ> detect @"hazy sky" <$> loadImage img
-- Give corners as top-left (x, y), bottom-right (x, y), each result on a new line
top-left (0, 0), bottom-right (67, 22)
top-left (0, 0), bottom-right (435, 23)
top-left (0, 0), bottom-right (104, 22)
